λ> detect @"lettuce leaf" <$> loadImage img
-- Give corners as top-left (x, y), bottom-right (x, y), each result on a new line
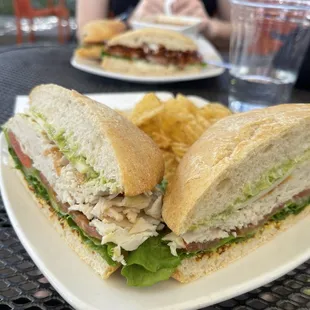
top-left (121, 232), bottom-right (257, 287)
top-left (122, 265), bottom-right (176, 287)
top-left (102, 51), bottom-right (132, 60)
top-left (7, 142), bottom-right (50, 203)
top-left (67, 217), bottom-right (117, 266)
top-left (271, 197), bottom-right (310, 221)
top-left (25, 173), bottom-right (50, 202)
top-left (121, 236), bottom-right (181, 287)
top-left (8, 146), bottom-right (23, 170)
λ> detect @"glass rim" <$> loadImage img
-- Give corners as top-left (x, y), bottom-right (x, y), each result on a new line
top-left (230, 0), bottom-right (310, 10)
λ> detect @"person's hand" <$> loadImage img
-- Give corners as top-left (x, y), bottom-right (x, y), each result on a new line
top-left (131, 0), bottom-right (166, 20)
top-left (171, 0), bottom-right (210, 31)
top-left (131, 0), bottom-right (210, 32)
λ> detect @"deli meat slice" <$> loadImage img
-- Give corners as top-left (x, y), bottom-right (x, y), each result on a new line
top-left (106, 45), bottom-right (202, 67)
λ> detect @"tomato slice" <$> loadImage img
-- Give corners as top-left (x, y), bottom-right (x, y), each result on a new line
top-left (8, 131), bottom-right (32, 168)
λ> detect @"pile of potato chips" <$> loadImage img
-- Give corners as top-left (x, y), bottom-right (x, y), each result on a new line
top-left (128, 93), bottom-right (232, 183)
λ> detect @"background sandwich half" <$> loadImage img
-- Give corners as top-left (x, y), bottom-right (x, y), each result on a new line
top-left (101, 28), bottom-right (206, 76)
top-left (3, 84), bottom-right (164, 280)
top-left (75, 19), bottom-right (126, 60)
top-left (161, 104), bottom-right (310, 283)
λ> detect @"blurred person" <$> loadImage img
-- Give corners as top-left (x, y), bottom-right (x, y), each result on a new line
top-left (131, 0), bottom-right (231, 46)
top-left (76, 0), bottom-right (232, 47)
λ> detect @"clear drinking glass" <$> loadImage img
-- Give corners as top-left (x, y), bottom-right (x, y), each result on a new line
top-left (229, 0), bottom-right (310, 112)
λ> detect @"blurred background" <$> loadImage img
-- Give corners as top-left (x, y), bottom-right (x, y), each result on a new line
top-left (0, 0), bottom-right (76, 47)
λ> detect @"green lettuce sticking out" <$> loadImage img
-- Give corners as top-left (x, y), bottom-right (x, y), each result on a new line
top-left (271, 196), bottom-right (310, 221)
top-left (121, 236), bottom-right (181, 287)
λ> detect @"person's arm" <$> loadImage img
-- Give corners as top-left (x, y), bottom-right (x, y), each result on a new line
top-left (76, 0), bottom-right (110, 41)
top-left (217, 0), bottom-right (230, 21)
top-left (203, 0), bottom-right (232, 48)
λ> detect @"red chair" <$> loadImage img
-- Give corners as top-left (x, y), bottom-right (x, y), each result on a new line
top-left (13, 0), bottom-right (70, 44)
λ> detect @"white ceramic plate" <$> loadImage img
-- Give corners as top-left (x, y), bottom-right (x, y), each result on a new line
top-left (1, 93), bottom-right (310, 310)
top-left (130, 15), bottom-right (201, 37)
top-left (71, 37), bottom-right (224, 84)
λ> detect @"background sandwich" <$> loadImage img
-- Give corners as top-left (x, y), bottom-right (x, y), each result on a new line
top-left (4, 84), bottom-right (164, 280)
top-left (101, 28), bottom-right (206, 76)
top-left (75, 19), bottom-right (126, 60)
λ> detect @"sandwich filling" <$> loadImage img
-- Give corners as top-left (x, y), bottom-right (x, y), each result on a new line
top-left (5, 113), bottom-right (164, 267)
top-left (117, 156), bottom-right (310, 287)
top-left (164, 157), bottom-right (310, 254)
top-left (104, 44), bottom-right (204, 68)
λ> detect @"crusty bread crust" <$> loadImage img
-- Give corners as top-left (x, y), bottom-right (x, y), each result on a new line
top-left (29, 84), bottom-right (164, 196)
top-left (81, 19), bottom-right (126, 44)
top-left (74, 45), bottom-right (104, 60)
top-left (107, 28), bottom-right (197, 51)
top-left (101, 56), bottom-right (202, 76)
top-left (12, 158), bottom-right (118, 279)
top-left (173, 205), bottom-right (310, 283)
top-left (163, 104), bottom-right (310, 234)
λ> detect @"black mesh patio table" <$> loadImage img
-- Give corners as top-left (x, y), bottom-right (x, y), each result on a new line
top-left (0, 45), bottom-right (310, 310)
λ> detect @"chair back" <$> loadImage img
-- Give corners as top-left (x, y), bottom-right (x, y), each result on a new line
top-left (13, 0), bottom-right (33, 18)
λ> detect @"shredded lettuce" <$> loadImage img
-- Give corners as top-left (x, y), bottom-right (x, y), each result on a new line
top-left (242, 161), bottom-right (294, 201)
top-left (157, 179), bottom-right (168, 193)
top-left (30, 111), bottom-right (99, 180)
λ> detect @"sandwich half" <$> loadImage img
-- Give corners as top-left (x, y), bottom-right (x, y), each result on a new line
top-left (3, 84), bottom-right (164, 279)
top-left (101, 28), bottom-right (206, 76)
top-left (157, 104), bottom-right (310, 283)
top-left (75, 19), bottom-right (126, 60)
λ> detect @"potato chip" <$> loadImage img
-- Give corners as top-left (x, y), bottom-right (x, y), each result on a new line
top-left (130, 93), bottom-right (164, 126)
top-left (200, 104), bottom-right (231, 123)
top-left (150, 131), bottom-right (172, 149)
top-left (171, 142), bottom-right (189, 162)
top-left (175, 94), bottom-right (199, 114)
top-left (162, 151), bottom-right (179, 183)
top-left (128, 93), bottom-right (232, 183)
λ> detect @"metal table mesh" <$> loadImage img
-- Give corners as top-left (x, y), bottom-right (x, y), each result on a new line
top-left (0, 46), bottom-right (310, 310)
